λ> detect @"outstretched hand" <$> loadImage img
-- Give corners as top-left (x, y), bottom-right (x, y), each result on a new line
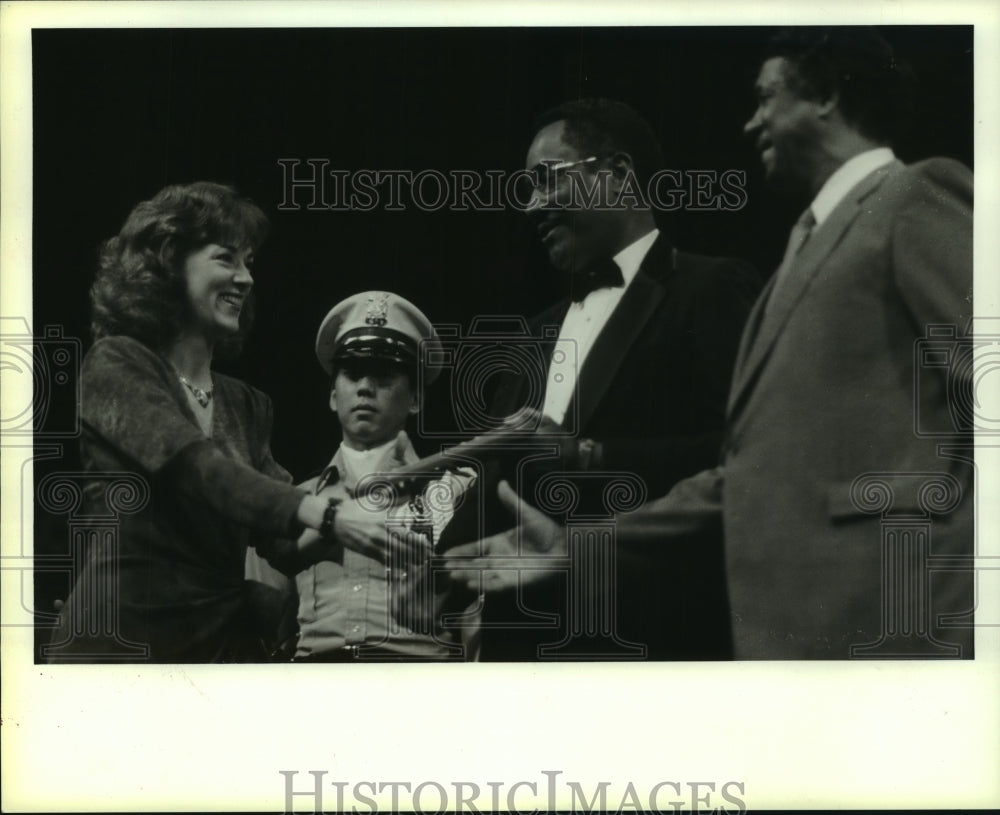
top-left (444, 480), bottom-right (566, 592)
top-left (334, 495), bottom-right (432, 565)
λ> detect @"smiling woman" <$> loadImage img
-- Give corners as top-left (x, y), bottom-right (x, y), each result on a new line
top-left (45, 182), bottom-right (406, 663)
top-left (182, 242), bottom-right (255, 341)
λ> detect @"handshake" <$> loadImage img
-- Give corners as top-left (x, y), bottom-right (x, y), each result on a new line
top-left (318, 407), bottom-right (580, 567)
top-left (303, 413), bottom-right (589, 635)
top-left (296, 431), bottom-right (438, 569)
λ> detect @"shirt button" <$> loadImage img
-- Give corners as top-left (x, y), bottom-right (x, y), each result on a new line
top-left (351, 625), bottom-right (360, 633)
top-left (352, 583), bottom-right (363, 592)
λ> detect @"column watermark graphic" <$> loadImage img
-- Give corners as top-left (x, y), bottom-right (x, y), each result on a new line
top-left (532, 470), bottom-right (648, 659)
top-left (38, 471), bottom-right (151, 660)
top-left (848, 471), bottom-right (969, 657)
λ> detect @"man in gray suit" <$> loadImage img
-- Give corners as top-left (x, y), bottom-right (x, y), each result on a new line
top-left (446, 27), bottom-right (975, 659)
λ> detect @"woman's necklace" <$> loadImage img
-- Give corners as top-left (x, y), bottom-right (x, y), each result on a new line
top-left (177, 373), bottom-right (214, 408)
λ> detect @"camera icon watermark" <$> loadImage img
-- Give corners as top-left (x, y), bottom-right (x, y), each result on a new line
top-left (914, 318), bottom-right (1000, 437)
top-left (0, 317), bottom-right (81, 439)
top-left (419, 316), bottom-right (578, 438)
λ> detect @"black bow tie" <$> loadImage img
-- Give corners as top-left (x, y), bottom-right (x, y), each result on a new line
top-left (570, 259), bottom-right (625, 302)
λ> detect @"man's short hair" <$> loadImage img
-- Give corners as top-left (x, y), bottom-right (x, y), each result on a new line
top-left (763, 26), bottom-right (916, 145)
top-left (532, 98), bottom-right (665, 189)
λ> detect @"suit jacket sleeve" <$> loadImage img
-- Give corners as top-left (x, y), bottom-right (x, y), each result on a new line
top-left (889, 159), bottom-right (974, 440)
top-left (892, 158), bottom-right (973, 332)
top-left (613, 465), bottom-right (725, 564)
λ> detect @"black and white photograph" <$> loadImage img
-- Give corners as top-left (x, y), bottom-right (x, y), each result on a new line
top-left (2, 1), bottom-right (998, 812)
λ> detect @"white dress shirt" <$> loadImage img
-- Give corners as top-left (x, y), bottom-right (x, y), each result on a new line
top-left (338, 437), bottom-right (396, 479)
top-left (542, 228), bottom-right (660, 424)
top-left (810, 147), bottom-right (895, 226)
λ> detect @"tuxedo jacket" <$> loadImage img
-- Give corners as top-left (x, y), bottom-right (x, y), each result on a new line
top-left (623, 158), bottom-right (976, 659)
top-left (451, 234), bottom-right (762, 660)
top-left (497, 234), bottom-right (762, 496)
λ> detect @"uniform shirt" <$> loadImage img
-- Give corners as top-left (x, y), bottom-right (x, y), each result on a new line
top-left (294, 437), bottom-right (474, 658)
top-left (542, 228), bottom-right (660, 424)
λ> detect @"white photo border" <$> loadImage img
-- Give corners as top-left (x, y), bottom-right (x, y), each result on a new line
top-left (2, 1), bottom-right (999, 812)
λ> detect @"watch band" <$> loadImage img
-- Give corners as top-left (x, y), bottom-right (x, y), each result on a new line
top-left (319, 498), bottom-right (338, 538)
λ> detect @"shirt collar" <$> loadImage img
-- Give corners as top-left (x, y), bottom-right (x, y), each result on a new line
top-left (316, 437), bottom-right (398, 491)
top-left (339, 437), bottom-right (396, 468)
top-left (611, 227), bottom-right (660, 285)
top-left (810, 147), bottom-right (895, 225)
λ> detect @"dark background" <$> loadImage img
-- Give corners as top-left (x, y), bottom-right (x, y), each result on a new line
top-left (30, 26), bottom-right (973, 649)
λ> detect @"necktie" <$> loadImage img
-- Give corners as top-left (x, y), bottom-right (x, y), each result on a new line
top-left (766, 206), bottom-right (816, 310)
top-left (569, 258), bottom-right (625, 302)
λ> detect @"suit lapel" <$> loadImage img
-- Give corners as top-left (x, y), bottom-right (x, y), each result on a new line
top-left (565, 237), bottom-right (672, 430)
top-left (727, 161), bottom-right (901, 415)
top-left (726, 279), bottom-right (774, 415)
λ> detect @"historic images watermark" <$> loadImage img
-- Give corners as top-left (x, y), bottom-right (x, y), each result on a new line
top-left (277, 160), bottom-right (749, 213)
top-left (279, 769), bottom-right (748, 814)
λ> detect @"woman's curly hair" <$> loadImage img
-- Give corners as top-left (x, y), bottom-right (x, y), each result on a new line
top-left (90, 181), bottom-right (269, 354)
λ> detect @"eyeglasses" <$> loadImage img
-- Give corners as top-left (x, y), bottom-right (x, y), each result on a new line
top-left (517, 155), bottom-right (610, 211)
top-left (524, 155), bottom-right (603, 195)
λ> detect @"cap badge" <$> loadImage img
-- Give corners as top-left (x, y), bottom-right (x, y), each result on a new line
top-left (365, 292), bottom-right (390, 326)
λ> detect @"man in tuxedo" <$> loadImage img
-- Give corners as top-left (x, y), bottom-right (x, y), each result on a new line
top-left (459, 99), bottom-right (761, 660)
top-left (448, 28), bottom-right (975, 659)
